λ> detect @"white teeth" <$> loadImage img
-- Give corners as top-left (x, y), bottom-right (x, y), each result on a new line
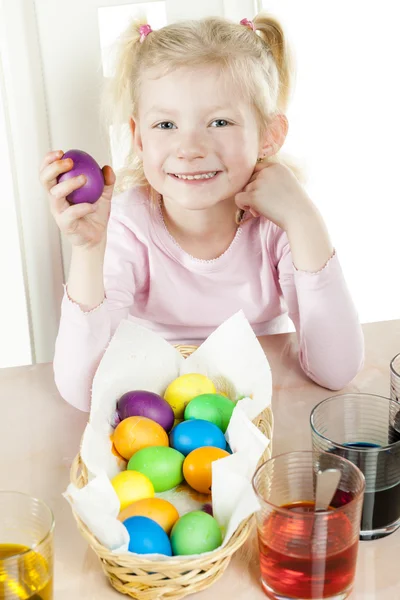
top-left (174, 172), bottom-right (217, 180)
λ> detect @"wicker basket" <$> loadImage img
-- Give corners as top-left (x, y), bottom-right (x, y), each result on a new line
top-left (69, 345), bottom-right (273, 600)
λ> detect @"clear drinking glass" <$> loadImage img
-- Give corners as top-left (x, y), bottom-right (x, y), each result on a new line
top-left (310, 393), bottom-right (400, 540)
top-left (390, 352), bottom-right (400, 402)
top-left (0, 492), bottom-right (54, 600)
top-left (252, 451), bottom-right (365, 600)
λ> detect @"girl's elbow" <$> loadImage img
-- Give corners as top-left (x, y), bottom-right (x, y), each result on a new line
top-left (310, 354), bottom-right (364, 392)
top-left (301, 335), bottom-right (365, 391)
top-left (53, 364), bottom-right (91, 413)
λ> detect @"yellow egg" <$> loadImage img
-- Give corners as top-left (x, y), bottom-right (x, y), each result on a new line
top-left (111, 470), bottom-right (154, 511)
top-left (164, 374), bottom-right (216, 420)
top-left (118, 498), bottom-right (179, 534)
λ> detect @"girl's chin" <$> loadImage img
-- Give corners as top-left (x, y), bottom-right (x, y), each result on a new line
top-left (164, 194), bottom-right (233, 211)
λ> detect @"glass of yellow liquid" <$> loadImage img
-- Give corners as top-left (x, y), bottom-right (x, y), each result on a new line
top-left (0, 492), bottom-right (54, 600)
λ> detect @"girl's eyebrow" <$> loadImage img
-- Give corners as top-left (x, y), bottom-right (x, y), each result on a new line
top-left (144, 104), bottom-right (239, 118)
top-left (144, 106), bottom-right (177, 117)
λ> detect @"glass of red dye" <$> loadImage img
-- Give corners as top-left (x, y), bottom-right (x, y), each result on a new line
top-left (252, 451), bottom-right (365, 600)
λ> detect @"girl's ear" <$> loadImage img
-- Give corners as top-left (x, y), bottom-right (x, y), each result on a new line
top-left (259, 114), bottom-right (289, 158)
top-left (130, 117), bottom-right (143, 155)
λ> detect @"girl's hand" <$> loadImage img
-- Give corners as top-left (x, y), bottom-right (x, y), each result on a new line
top-left (39, 150), bottom-right (116, 249)
top-left (235, 162), bottom-right (313, 231)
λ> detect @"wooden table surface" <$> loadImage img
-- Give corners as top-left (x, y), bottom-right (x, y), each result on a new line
top-left (0, 320), bottom-right (399, 599)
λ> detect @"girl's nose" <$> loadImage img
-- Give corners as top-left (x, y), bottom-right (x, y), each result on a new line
top-left (176, 131), bottom-right (207, 160)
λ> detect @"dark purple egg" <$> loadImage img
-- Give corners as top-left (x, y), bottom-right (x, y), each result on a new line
top-left (202, 503), bottom-right (213, 516)
top-left (110, 410), bottom-right (121, 428)
top-left (117, 390), bottom-right (175, 432)
top-left (57, 149), bottom-right (104, 204)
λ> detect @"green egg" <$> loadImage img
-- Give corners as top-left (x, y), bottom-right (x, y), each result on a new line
top-left (184, 393), bottom-right (235, 433)
top-left (171, 511), bottom-right (222, 555)
top-left (127, 446), bottom-right (184, 492)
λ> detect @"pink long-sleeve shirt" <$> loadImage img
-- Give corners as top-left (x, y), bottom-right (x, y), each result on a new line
top-left (54, 187), bottom-right (364, 411)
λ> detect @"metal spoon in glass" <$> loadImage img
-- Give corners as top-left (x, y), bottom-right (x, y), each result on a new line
top-left (315, 468), bottom-right (341, 511)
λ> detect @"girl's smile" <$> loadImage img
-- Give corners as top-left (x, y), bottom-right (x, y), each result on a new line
top-left (167, 170), bottom-right (221, 183)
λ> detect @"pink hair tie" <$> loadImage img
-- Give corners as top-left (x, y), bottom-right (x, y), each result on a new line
top-left (139, 24), bottom-right (152, 43)
top-left (240, 18), bottom-right (256, 32)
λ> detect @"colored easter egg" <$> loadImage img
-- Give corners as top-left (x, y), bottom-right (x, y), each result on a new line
top-left (123, 516), bottom-right (172, 556)
top-left (117, 390), bottom-right (174, 432)
top-left (164, 374), bottom-right (216, 420)
top-left (184, 393), bottom-right (235, 432)
top-left (128, 446), bottom-right (185, 492)
top-left (57, 149), bottom-right (104, 204)
top-left (118, 498), bottom-right (179, 534)
top-left (111, 470), bottom-right (154, 511)
top-left (170, 419), bottom-right (226, 456)
top-left (112, 416), bottom-right (169, 460)
top-left (183, 446), bottom-right (230, 493)
top-left (171, 511), bottom-right (222, 555)
top-left (201, 503), bottom-right (213, 516)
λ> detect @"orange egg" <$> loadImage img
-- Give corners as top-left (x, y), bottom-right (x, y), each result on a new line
top-left (183, 446), bottom-right (230, 494)
top-left (112, 416), bottom-right (169, 460)
top-left (110, 441), bottom-right (127, 463)
top-left (118, 498), bottom-right (179, 534)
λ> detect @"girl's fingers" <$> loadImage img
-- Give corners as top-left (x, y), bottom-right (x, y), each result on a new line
top-left (243, 180), bottom-right (257, 192)
top-left (248, 161), bottom-right (272, 183)
top-left (40, 158), bottom-right (74, 190)
top-left (249, 208), bottom-right (260, 218)
top-left (57, 202), bottom-right (95, 231)
top-left (48, 175), bottom-right (87, 217)
top-left (102, 165), bottom-right (116, 186)
top-left (48, 193), bottom-right (69, 217)
top-left (39, 150), bottom-right (64, 172)
top-left (49, 175), bottom-right (87, 211)
top-left (235, 191), bottom-right (260, 218)
top-left (234, 192), bottom-right (250, 211)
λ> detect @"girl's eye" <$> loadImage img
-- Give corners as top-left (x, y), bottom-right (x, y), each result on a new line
top-left (210, 119), bottom-right (230, 128)
top-left (155, 122), bottom-right (176, 130)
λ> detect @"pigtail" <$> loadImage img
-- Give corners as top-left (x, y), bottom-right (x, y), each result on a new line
top-left (253, 14), bottom-right (293, 113)
top-left (100, 19), bottom-right (150, 192)
top-left (101, 20), bottom-right (144, 128)
top-left (251, 14), bottom-right (305, 183)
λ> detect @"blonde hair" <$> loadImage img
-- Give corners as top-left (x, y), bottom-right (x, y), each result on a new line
top-left (101, 13), bottom-right (304, 194)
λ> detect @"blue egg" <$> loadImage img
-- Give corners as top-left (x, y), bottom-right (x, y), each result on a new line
top-left (170, 419), bottom-right (227, 456)
top-left (123, 516), bottom-right (172, 556)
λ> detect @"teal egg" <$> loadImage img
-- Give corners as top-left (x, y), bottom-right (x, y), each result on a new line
top-left (170, 419), bottom-right (227, 456)
top-left (170, 510), bottom-right (222, 555)
top-left (127, 446), bottom-right (184, 492)
top-left (123, 516), bottom-right (172, 556)
top-left (184, 393), bottom-right (235, 432)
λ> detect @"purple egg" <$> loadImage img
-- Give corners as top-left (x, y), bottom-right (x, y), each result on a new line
top-left (57, 149), bottom-right (104, 204)
top-left (117, 390), bottom-right (175, 432)
top-left (202, 503), bottom-right (213, 516)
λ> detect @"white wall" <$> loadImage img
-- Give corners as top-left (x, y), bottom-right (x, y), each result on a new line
top-left (0, 59), bottom-right (31, 368)
top-left (261, 0), bottom-right (400, 323)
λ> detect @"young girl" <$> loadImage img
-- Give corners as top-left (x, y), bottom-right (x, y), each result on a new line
top-left (40, 14), bottom-right (364, 412)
